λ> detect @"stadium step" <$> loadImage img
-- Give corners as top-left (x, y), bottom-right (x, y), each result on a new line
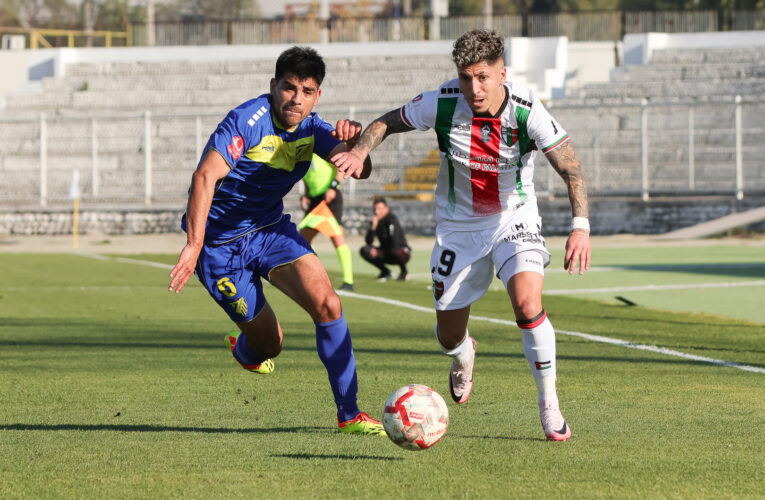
top-left (384, 149), bottom-right (439, 199)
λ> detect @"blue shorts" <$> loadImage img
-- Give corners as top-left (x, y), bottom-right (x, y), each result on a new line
top-left (195, 215), bottom-right (313, 323)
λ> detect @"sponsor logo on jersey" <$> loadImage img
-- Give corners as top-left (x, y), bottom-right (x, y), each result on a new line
top-left (229, 297), bottom-right (248, 317)
top-left (227, 136), bottom-right (244, 161)
top-left (480, 122), bottom-right (492, 142)
top-left (412, 93), bottom-right (423, 102)
top-left (433, 279), bottom-right (444, 300)
top-left (216, 277), bottom-right (237, 297)
top-left (513, 222), bottom-right (528, 232)
top-left (503, 230), bottom-right (543, 244)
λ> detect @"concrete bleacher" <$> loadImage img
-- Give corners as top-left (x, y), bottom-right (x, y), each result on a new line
top-left (2, 35), bottom-right (765, 209)
top-left (566, 47), bottom-right (765, 103)
top-left (0, 53), bottom-right (454, 206)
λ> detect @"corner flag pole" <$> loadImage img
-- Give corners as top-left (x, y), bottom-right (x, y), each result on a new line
top-left (70, 169), bottom-right (80, 249)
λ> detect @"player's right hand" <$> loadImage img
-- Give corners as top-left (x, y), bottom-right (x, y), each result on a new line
top-left (168, 244), bottom-right (201, 294)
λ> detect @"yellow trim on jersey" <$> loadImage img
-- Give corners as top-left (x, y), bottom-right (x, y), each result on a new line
top-left (244, 135), bottom-right (315, 172)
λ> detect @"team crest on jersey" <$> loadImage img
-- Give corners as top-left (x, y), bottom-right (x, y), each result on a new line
top-left (433, 279), bottom-right (444, 300)
top-left (230, 297), bottom-right (248, 317)
top-left (502, 126), bottom-right (519, 145)
top-left (227, 136), bottom-right (244, 161)
top-left (480, 122), bottom-right (492, 142)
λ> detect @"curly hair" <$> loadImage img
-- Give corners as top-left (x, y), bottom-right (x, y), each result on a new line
top-left (451, 29), bottom-right (505, 70)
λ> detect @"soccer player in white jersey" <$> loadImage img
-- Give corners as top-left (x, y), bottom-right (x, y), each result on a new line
top-left (332, 29), bottom-right (591, 441)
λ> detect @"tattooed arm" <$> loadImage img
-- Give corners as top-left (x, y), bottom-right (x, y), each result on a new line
top-left (331, 109), bottom-right (415, 179)
top-left (545, 140), bottom-right (592, 275)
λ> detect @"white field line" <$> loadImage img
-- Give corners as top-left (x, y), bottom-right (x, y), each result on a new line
top-left (338, 290), bottom-right (765, 374)
top-left (544, 280), bottom-right (765, 295)
top-left (79, 253), bottom-right (764, 374)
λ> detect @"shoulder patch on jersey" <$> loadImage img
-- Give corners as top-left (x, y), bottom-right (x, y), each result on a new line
top-left (440, 87), bottom-right (461, 96)
top-left (511, 94), bottom-right (532, 109)
top-left (247, 105), bottom-right (268, 127)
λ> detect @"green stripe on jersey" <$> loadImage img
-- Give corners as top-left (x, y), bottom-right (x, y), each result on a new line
top-left (435, 97), bottom-right (459, 214)
top-left (514, 106), bottom-right (530, 203)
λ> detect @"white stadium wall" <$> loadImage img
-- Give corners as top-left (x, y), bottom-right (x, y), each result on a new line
top-left (623, 30), bottom-right (765, 65)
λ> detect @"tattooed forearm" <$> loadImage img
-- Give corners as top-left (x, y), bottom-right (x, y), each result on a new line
top-left (354, 109), bottom-right (414, 155)
top-left (545, 141), bottom-right (589, 218)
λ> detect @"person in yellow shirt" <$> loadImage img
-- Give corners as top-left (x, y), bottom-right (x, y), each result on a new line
top-left (298, 154), bottom-right (355, 291)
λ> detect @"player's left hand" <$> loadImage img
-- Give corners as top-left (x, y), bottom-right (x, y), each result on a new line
top-left (331, 149), bottom-right (367, 179)
top-left (332, 119), bottom-right (363, 148)
top-left (564, 229), bottom-right (591, 275)
top-left (168, 243), bottom-right (202, 293)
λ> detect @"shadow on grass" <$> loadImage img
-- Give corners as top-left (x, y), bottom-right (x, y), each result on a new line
top-left (273, 453), bottom-right (402, 461)
top-left (0, 423), bottom-right (327, 434)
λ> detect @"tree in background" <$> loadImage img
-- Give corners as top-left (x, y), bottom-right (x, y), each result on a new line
top-left (8, 0), bottom-right (78, 27)
top-left (170, 0), bottom-right (261, 21)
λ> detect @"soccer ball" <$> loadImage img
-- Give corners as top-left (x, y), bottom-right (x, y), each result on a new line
top-left (382, 384), bottom-right (449, 451)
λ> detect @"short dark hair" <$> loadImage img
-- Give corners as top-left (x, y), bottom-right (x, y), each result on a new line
top-left (274, 46), bottom-right (326, 86)
top-left (452, 29), bottom-right (504, 70)
top-left (373, 197), bottom-right (387, 206)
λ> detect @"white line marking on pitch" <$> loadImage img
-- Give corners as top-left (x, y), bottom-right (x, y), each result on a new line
top-left (79, 253), bottom-right (764, 374)
top-left (544, 280), bottom-right (765, 295)
top-left (337, 291), bottom-right (765, 374)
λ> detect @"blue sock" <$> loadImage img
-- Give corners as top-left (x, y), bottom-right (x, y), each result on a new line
top-left (232, 333), bottom-right (268, 366)
top-left (315, 312), bottom-right (360, 422)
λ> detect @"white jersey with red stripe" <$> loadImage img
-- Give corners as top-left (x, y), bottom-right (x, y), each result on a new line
top-left (400, 80), bottom-right (569, 231)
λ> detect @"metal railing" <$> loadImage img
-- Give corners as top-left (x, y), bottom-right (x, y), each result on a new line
top-left (1, 97), bottom-right (764, 209)
top-left (0, 26), bottom-right (131, 48)
top-left (127, 9), bottom-right (765, 46)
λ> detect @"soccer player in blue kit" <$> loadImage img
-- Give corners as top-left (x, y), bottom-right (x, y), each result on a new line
top-left (168, 47), bottom-right (384, 436)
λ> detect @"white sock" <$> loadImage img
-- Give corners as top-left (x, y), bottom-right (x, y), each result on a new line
top-left (520, 314), bottom-right (559, 406)
top-left (434, 325), bottom-right (472, 366)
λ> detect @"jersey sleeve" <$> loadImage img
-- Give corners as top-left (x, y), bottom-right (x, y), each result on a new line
top-left (206, 108), bottom-right (251, 169)
top-left (527, 94), bottom-right (569, 154)
top-left (312, 116), bottom-right (343, 160)
top-left (400, 90), bottom-right (438, 131)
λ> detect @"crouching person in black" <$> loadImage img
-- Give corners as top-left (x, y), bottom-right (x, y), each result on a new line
top-left (360, 197), bottom-right (411, 281)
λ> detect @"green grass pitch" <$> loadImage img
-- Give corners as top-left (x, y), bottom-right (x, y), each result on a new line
top-left (0, 248), bottom-right (763, 498)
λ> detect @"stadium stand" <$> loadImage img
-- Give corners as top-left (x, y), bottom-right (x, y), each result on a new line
top-left (1, 36), bottom-right (764, 211)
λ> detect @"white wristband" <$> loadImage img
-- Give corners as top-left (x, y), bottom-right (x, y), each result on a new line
top-left (572, 217), bottom-right (590, 231)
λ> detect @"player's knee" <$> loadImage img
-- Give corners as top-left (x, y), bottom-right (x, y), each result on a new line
top-left (513, 299), bottom-right (543, 323)
top-left (314, 290), bottom-right (342, 323)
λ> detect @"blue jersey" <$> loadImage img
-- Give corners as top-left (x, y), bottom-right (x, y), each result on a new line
top-left (184, 94), bottom-right (341, 244)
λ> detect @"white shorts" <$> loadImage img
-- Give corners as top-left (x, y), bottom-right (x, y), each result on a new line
top-left (430, 204), bottom-right (550, 311)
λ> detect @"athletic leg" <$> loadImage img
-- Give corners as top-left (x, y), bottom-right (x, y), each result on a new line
top-left (435, 307), bottom-right (476, 404)
top-left (503, 266), bottom-right (571, 441)
top-left (431, 229), bottom-right (493, 404)
top-left (270, 254), bottom-right (382, 433)
top-left (330, 233), bottom-right (354, 289)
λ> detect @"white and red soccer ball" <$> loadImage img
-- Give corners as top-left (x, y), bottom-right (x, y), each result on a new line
top-left (382, 384), bottom-right (449, 451)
